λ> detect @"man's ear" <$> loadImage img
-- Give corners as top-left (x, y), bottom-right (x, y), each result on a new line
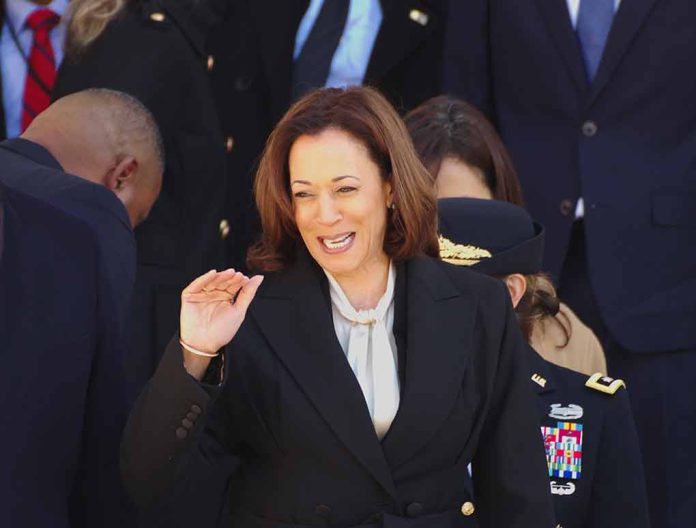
top-left (503, 273), bottom-right (527, 309)
top-left (106, 156), bottom-right (138, 191)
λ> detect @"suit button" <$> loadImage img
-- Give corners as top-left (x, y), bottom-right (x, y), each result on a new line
top-left (190, 404), bottom-right (202, 415)
top-left (225, 136), bottom-right (235, 153)
top-left (182, 418), bottom-right (194, 429)
top-left (406, 502), bottom-right (423, 517)
top-left (186, 412), bottom-right (197, 421)
top-left (235, 75), bottom-right (252, 92)
top-left (461, 501), bottom-right (475, 516)
top-left (175, 427), bottom-right (188, 439)
top-left (314, 504), bottom-right (331, 519)
top-left (219, 219), bottom-right (230, 240)
top-left (559, 199), bottom-right (574, 216)
top-left (207, 55), bottom-right (215, 72)
top-left (581, 120), bottom-right (598, 137)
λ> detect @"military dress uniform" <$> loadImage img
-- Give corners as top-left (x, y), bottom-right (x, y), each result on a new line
top-left (527, 346), bottom-right (650, 528)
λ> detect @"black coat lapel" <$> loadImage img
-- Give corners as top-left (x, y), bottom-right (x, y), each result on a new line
top-left (534, 0), bottom-right (588, 96)
top-left (365, 0), bottom-right (439, 86)
top-left (249, 251), bottom-right (398, 499)
top-left (251, 0), bottom-right (308, 122)
top-left (587, 0), bottom-right (660, 105)
top-left (381, 257), bottom-right (477, 470)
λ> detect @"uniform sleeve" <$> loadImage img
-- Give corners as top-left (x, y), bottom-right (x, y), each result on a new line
top-left (120, 336), bottom-right (239, 509)
top-left (587, 389), bottom-right (650, 528)
top-left (472, 285), bottom-right (556, 528)
top-left (442, 0), bottom-right (494, 117)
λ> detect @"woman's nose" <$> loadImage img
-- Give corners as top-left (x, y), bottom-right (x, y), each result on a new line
top-left (316, 193), bottom-right (341, 225)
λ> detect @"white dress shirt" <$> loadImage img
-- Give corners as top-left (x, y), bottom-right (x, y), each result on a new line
top-left (294, 0), bottom-right (383, 89)
top-left (566, 0), bottom-right (622, 218)
top-left (325, 263), bottom-right (399, 439)
top-left (1, 0), bottom-right (69, 138)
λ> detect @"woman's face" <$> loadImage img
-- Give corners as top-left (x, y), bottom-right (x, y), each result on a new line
top-left (435, 157), bottom-right (493, 200)
top-left (289, 128), bottom-right (392, 279)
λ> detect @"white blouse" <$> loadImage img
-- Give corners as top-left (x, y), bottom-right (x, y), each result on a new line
top-left (324, 263), bottom-right (399, 439)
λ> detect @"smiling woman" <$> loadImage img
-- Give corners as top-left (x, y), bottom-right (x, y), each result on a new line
top-left (121, 86), bottom-right (556, 528)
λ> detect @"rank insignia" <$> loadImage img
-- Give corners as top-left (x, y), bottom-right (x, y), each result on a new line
top-left (585, 373), bottom-right (626, 394)
top-left (541, 422), bottom-right (583, 479)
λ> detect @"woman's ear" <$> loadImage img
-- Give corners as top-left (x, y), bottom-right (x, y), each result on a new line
top-left (385, 180), bottom-right (394, 209)
top-left (503, 273), bottom-right (527, 309)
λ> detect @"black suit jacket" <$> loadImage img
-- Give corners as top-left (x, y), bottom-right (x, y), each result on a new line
top-left (53, 0), bottom-right (228, 393)
top-left (443, 0), bottom-right (696, 353)
top-left (0, 183), bottom-right (131, 527)
top-left (122, 252), bottom-right (555, 527)
top-left (527, 347), bottom-right (649, 528)
top-left (0, 138), bottom-right (135, 329)
top-left (0, 3), bottom-right (8, 139)
top-left (208, 0), bottom-right (447, 268)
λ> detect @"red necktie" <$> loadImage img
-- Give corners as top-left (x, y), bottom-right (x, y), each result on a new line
top-left (21, 8), bottom-right (60, 132)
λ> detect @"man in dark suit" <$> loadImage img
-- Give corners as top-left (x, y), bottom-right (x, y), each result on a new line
top-left (0, 181), bottom-right (131, 527)
top-left (443, 1), bottom-right (696, 525)
top-left (0, 89), bottom-right (162, 336)
top-left (207, 0), bottom-right (447, 268)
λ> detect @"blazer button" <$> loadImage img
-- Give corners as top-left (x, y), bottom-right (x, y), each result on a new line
top-left (190, 404), bottom-right (202, 415)
top-left (186, 412), bottom-right (197, 421)
top-left (207, 55), bottom-right (215, 72)
top-left (314, 504), bottom-right (331, 519)
top-left (225, 136), bottom-right (235, 153)
top-left (219, 219), bottom-right (230, 240)
top-left (181, 418), bottom-right (194, 429)
top-left (559, 199), bottom-right (574, 216)
top-left (461, 501), bottom-right (475, 516)
top-left (175, 427), bottom-right (188, 439)
top-left (581, 120), bottom-right (598, 137)
top-left (406, 502), bottom-right (423, 517)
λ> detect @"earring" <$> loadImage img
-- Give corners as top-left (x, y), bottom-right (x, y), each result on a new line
top-left (389, 202), bottom-right (396, 211)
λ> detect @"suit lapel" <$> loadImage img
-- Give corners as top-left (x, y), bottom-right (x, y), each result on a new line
top-left (365, 0), bottom-right (439, 88)
top-left (535, 0), bottom-right (588, 96)
top-left (381, 257), bottom-right (477, 470)
top-left (587, 0), bottom-right (660, 105)
top-left (251, 0), bottom-right (308, 121)
top-left (249, 251), bottom-right (397, 499)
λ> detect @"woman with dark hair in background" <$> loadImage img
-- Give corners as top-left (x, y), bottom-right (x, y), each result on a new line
top-left (407, 94), bottom-right (605, 376)
top-left (404, 95), bottom-right (523, 204)
top-left (53, 0), bottom-right (228, 397)
top-left (121, 86), bottom-right (555, 528)
top-left (437, 197), bottom-right (650, 528)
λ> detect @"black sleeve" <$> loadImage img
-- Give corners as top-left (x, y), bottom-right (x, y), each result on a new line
top-left (587, 389), bottom-right (650, 528)
top-left (120, 336), bottom-right (239, 508)
top-left (442, 0), bottom-right (494, 117)
top-left (472, 284), bottom-right (556, 528)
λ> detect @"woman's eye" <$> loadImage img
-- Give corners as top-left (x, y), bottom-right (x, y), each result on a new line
top-left (293, 191), bottom-right (312, 198)
top-left (337, 186), bottom-right (357, 194)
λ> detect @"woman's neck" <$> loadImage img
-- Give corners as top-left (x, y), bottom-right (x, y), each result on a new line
top-left (331, 257), bottom-right (391, 311)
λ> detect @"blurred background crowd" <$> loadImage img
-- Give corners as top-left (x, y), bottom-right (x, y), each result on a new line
top-left (0, 0), bottom-right (694, 527)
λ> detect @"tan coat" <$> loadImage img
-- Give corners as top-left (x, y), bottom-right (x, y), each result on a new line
top-left (529, 303), bottom-right (607, 376)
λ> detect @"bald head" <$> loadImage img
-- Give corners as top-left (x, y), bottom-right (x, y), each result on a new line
top-left (23, 89), bottom-right (164, 226)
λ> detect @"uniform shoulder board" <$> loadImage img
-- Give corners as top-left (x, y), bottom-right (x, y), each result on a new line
top-left (585, 373), bottom-right (626, 395)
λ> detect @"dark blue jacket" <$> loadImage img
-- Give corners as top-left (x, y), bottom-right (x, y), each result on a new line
top-left (443, 0), bottom-right (696, 353)
top-left (527, 346), bottom-right (649, 528)
top-left (0, 183), bottom-right (131, 527)
top-left (0, 138), bottom-right (135, 336)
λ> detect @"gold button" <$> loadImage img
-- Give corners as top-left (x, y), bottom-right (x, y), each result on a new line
top-left (207, 55), bottom-right (215, 72)
top-left (149, 12), bottom-right (165, 22)
top-left (409, 9), bottom-right (429, 26)
top-left (461, 502), bottom-right (475, 516)
top-left (225, 136), bottom-right (234, 153)
top-left (219, 219), bottom-right (230, 240)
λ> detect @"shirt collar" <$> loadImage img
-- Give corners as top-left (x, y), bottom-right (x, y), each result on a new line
top-left (325, 262), bottom-right (396, 321)
top-left (5, 0), bottom-right (70, 33)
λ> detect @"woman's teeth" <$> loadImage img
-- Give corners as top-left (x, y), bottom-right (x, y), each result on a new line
top-left (322, 233), bottom-right (354, 249)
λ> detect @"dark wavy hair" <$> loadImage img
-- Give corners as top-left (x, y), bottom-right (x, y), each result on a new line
top-left (405, 95), bottom-right (524, 205)
top-left (247, 86), bottom-right (439, 272)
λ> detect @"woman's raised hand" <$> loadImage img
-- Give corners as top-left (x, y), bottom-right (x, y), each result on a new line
top-left (179, 269), bottom-right (263, 379)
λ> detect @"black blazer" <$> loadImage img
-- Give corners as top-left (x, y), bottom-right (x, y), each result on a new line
top-left (527, 347), bottom-right (649, 528)
top-left (443, 0), bottom-right (696, 353)
top-left (0, 183), bottom-right (131, 527)
top-left (207, 0), bottom-right (447, 268)
top-left (122, 252), bottom-right (555, 527)
top-left (53, 0), bottom-right (228, 393)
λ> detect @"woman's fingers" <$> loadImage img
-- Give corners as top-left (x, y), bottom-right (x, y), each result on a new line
top-left (202, 268), bottom-right (240, 292)
top-left (182, 269), bottom-right (222, 295)
top-left (182, 291), bottom-right (235, 303)
top-left (233, 275), bottom-right (264, 313)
